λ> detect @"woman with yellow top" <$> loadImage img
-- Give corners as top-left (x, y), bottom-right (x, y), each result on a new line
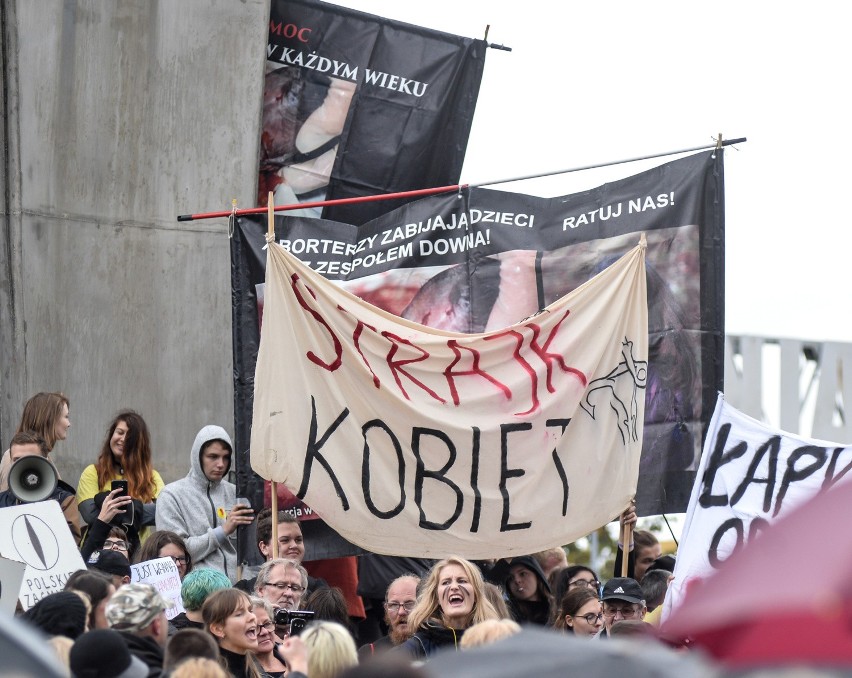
top-left (77, 410), bottom-right (164, 553)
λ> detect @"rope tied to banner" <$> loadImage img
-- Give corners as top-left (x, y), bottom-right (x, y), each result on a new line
top-left (228, 199), bottom-right (238, 239)
top-left (263, 192), bottom-right (276, 250)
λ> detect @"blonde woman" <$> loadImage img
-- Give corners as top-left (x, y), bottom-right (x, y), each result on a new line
top-left (170, 658), bottom-right (229, 678)
top-left (301, 621), bottom-right (358, 678)
top-left (459, 618), bottom-right (521, 648)
top-left (398, 555), bottom-right (499, 661)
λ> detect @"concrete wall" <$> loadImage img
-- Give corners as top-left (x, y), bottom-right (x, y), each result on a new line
top-left (1, 0), bottom-right (269, 485)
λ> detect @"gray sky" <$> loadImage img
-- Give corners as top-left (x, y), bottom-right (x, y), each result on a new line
top-left (333, 1), bottom-right (852, 343)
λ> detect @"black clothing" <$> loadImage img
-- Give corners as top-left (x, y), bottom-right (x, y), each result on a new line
top-left (219, 646), bottom-right (263, 678)
top-left (397, 621), bottom-right (464, 661)
top-left (119, 631), bottom-right (164, 677)
top-left (497, 555), bottom-right (554, 626)
top-left (613, 544), bottom-right (636, 580)
top-left (169, 612), bottom-right (204, 631)
top-left (507, 597), bottom-right (552, 626)
top-left (357, 633), bottom-right (394, 660)
top-left (356, 555), bottom-right (435, 600)
top-left (79, 518), bottom-right (114, 563)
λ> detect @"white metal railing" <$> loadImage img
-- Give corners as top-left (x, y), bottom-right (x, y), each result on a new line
top-left (725, 335), bottom-right (851, 441)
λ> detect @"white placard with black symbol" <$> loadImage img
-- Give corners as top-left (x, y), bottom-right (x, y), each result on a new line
top-left (0, 500), bottom-right (86, 610)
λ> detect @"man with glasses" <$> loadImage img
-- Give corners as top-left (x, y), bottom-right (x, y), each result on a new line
top-left (235, 509), bottom-right (327, 598)
top-left (255, 558), bottom-right (310, 639)
top-left (256, 558), bottom-right (308, 607)
top-left (358, 574), bottom-right (419, 658)
top-left (596, 577), bottom-right (647, 639)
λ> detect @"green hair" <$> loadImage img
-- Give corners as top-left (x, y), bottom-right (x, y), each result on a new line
top-left (181, 567), bottom-right (232, 611)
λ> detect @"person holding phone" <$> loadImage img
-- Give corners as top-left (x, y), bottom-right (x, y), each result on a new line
top-left (156, 425), bottom-right (253, 582)
top-left (77, 410), bottom-right (164, 552)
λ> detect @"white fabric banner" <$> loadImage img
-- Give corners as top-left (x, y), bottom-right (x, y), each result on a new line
top-left (251, 239), bottom-right (648, 558)
top-left (664, 393), bottom-right (852, 619)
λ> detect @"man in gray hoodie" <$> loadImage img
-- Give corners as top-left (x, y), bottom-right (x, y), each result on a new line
top-left (155, 425), bottom-right (254, 582)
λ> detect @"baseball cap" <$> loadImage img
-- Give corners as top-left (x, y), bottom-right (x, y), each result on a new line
top-left (106, 583), bottom-right (174, 631)
top-left (70, 628), bottom-right (149, 678)
top-left (601, 577), bottom-right (645, 604)
top-left (88, 549), bottom-right (132, 578)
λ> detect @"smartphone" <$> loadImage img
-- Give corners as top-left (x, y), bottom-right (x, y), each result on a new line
top-left (111, 480), bottom-right (129, 497)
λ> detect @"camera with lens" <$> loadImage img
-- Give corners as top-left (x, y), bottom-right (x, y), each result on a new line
top-left (274, 609), bottom-right (315, 635)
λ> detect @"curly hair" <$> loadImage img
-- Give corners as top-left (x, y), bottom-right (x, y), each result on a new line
top-left (405, 556), bottom-right (498, 635)
top-left (95, 410), bottom-right (157, 502)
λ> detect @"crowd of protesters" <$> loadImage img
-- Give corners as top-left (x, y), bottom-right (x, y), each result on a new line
top-left (1, 392), bottom-right (679, 677)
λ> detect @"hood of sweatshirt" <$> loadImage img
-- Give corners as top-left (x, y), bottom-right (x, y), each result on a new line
top-left (188, 425), bottom-right (234, 487)
top-left (502, 555), bottom-right (552, 596)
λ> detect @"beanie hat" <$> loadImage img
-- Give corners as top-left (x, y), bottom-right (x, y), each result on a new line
top-left (22, 591), bottom-right (88, 639)
top-left (106, 583), bottom-right (174, 631)
top-left (88, 549), bottom-right (132, 578)
top-left (69, 629), bottom-right (148, 678)
top-left (646, 554), bottom-right (676, 574)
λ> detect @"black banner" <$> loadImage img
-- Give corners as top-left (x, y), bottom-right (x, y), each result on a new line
top-left (232, 151), bottom-right (726, 560)
top-left (260, 0), bottom-right (486, 225)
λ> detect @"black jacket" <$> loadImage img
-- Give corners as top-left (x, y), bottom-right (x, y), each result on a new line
top-left (219, 646), bottom-right (266, 678)
top-left (397, 620), bottom-right (464, 661)
top-left (119, 631), bottom-right (164, 677)
top-left (358, 633), bottom-right (394, 660)
top-left (500, 555), bottom-right (554, 626)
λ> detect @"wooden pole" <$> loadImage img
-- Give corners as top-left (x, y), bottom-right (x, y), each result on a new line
top-left (621, 502), bottom-right (634, 577)
top-left (267, 191), bottom-right (279, 561)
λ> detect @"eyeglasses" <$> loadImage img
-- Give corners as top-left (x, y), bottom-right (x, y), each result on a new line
top-left (385, 601), bottom-right (416, 613)
top-left (170, 556), bottom-right (188, 565)
top-left (264, 581), bottom-right (305, 593)
top-left (568, 579), bottom-right (600, 590)
top-left (104, 539), bottom-right (129, 551)
top-left (603, 605), bottom-right (640, 619)
top-left (255, 621), bottom-right (276, 633)
top-left (572, 612), bottom-right (604, 624)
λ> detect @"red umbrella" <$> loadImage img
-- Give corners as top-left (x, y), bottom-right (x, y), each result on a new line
top-left (662, 478), bottom-right (852, 666)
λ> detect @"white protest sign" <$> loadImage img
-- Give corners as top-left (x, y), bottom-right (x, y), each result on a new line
top-left (131, 556), bottom-right (185, 619)
top-left (664, 393), bottom-right (852, 620)
top-left (0, 555), bottom-right (27, 615)
top-left (0, 500), bottom-right (86, 610)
